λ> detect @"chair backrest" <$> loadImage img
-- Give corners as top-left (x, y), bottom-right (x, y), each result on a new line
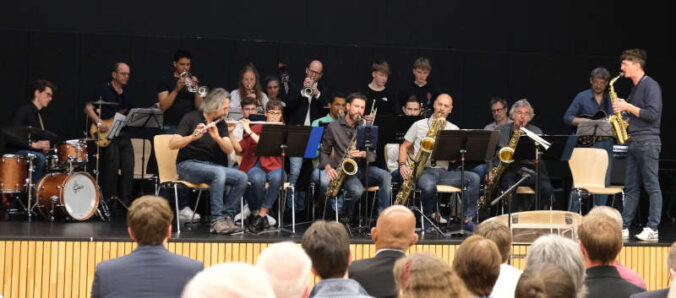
top-left (131, 138), bottom-right (152, 178)
top-left (153, 134), bottom-right (179, 184)
top-left (568, 147), bottom-right (608, 188)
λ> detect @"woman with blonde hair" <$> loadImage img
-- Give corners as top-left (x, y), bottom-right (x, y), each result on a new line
top-left (393, 253), bottom-right (469, 298)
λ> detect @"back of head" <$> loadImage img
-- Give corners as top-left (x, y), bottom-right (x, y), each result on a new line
top-left (182, 263), bottom-right (275, 298)
top-left (587, 206), bottom-right (623, 229)
top-left (373, 206), bottom-right (418, 251)
top-left (475, 221), bottom-right (512, 263)
top-left (526, 235), bottom-right (586, 296)
top-left (516, 263), bottom-right (576, 298)
top-left (127, 196), bottom-right (173, 245)
top-left (393, 253), bottom-right (469, 298)
top-left (257, 242), bottom-right (312, 298)
top-left (301, 221), bottom-right (350, 279)
top-left (578, 213), bottom-right (623, 264)
top-left (452, 235), bottom-right (501, 297)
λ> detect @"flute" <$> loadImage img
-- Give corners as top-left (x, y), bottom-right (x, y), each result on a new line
top-left (194, 117), bottom-right (226, 136)
top-left (194, 119), bottom-right (283, 136)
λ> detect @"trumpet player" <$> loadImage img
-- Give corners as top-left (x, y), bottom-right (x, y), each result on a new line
top-left (229, 64), bottom-right (269, 119)
top-left (320, 93), bottom-right (392, 222)
top-left (287, 59), bottom-right (326, 126)
top-left (157, 49), bottom-right (203, 132)
top-left (613, 49), bottom-right (663, 242)
top-left (398, 94), bottom-right (480, 229)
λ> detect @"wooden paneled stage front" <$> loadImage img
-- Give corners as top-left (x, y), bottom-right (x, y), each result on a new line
top-left (1, 238), bottom-right (672, 298)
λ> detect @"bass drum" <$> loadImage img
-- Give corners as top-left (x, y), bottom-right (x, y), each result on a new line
top-left (35, 172), bottom-right (99, 221)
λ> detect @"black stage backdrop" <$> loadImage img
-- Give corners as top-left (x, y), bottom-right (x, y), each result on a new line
top-left (0, 0), bottom-right (671, 158)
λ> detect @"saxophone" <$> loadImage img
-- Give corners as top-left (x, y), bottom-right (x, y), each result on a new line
top-left (608, 72), bottom-right (630, 145)
top-left (325, 115), bottom-right (361, 198)
top-left (478, 126), bottom-right (522, 209)
top-left (395, 113), bottom-right (446, 205)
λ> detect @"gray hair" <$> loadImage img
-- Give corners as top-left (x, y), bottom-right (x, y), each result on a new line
top-left (257, 242), bottom-right (312, 298)
top-left (590, 67), bottom-right (611, 80)
top-left (668, 242), bottom-right (676, 271)
top-left (200, 88), bottom-right (230, 113)
top-left (509, 98), bottom-right (535, 119)
top-left (588, 206), bottom-right (623, 228)
top-left (526, 234), bottom-right (586, 298)
top-left (182, 263), bottom-right (275, 298)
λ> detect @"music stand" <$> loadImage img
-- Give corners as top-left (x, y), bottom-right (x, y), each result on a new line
top-left (255, 125), bottom-right (314, 234)
top-left (125, 108), bottom-right (164, 195)
top-left (432, 129), bottom-right (498, 236)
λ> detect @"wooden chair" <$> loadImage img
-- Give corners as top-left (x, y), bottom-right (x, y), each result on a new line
top-left (153, 135), bottom-right (210, 234)
top-left (131, 138), bottom-right (159, 194)
top-left (568, 147), bottom-right (624, 215)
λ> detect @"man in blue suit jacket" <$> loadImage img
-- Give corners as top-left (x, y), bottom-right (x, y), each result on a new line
top-left (91, 196), bottom-right (203, 298)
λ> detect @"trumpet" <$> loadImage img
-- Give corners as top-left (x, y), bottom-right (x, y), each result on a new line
top-left (180, 71), bottom-right (208, 97)
top-left (301, 79), bottom-right (316, 98)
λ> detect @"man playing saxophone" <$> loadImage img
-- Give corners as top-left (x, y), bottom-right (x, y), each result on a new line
top-left (612, 49), bottom-right (663, 242)
top-left (320, 92), bottom-right (392, 223)
top-left (398, 94), bottom-right (480, 229)
top-left (493, 99), bottom-right (553, 212)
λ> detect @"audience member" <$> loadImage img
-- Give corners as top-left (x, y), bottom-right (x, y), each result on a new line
top-left (453, 235), bottom-right (502, 297)
top-left (475, 221), bottom-right (523, 298)
top-left (393, 253), bottom-right (469, 298)
top-left (348, 206), bottom-right (418, 298)
top-left (630, 242), bottom-right (676, 298)
top-left (302, 220), bottom-right (372, 298)
top-left (588, 206), bottom-right (647, 289)
top-left (515, 263), bottom-right (576, 298)
top-left (257, 241), bottom-right (312, 298)
top-left (579, 213), bottom-right (644, 298)
top-left (525, 234), bottom-right (586, 298)
top-left (182, 263), bottom-right (275, 298)
top-left (91, 196), bottom-right (203, 298)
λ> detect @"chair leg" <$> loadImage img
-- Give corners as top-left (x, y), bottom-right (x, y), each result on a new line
top-left (187, 190), bottom-right (203, 231)
top-left (420, 198), bottom-right (425, 236)
top-left (174, 184), bottom-right (181, 234)
top-left (577, 189), bottom-right (583, 216)
top-left (240, 195), bottom-right (245, 233)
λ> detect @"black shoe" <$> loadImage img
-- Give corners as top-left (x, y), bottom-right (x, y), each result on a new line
top-left (248, 215), bottom-right (269, 234)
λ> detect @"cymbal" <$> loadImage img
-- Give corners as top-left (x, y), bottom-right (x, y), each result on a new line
top-left (1, 125), bottom-right (58, 142)
top-left (88, 99), bottom-right (119, 106)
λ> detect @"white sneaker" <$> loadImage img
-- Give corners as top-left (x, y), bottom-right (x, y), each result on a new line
top-left (266, 214), bottom-right (277, 226)
top-left (635, 227), bottom-right (659, 241)
top-left (622, 228), bottom-right (629, 240)
top-left (234, 204), bottom-right (251, 223)
top-left (438, 216), bottom-right (448, 224)
top-left (179, 206), bottom-right (201, 222)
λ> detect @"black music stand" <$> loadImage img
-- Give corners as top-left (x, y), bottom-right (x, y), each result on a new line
top-left (355, 124), bottom-right (378, 233)
top-left (432, 129), bottom-right (498, 236)
top-left (125, 108), bottom-right (163, 195)
top-left (255, 125), bottom-right (314, 234)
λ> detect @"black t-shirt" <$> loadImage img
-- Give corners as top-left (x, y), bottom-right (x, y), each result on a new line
top-left (4, 102), bottom-right (47, 151)
top-left (158, 76), bottom-right (196, 126)
top-left (176, 110), bottom-right (229, 166)
top-left (91, 82), bottom-right (131, 119)
top-left (362, 86), bottom-right (397, 116)
top-left (399, 81), bottom-right (439, 110)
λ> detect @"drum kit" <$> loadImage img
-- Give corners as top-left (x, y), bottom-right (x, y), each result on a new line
top-left (0, 99), bottom-right (119, 222)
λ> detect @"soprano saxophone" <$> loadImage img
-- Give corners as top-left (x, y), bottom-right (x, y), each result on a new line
top-left (608, 72), bottom-right (630, 145)
top-left (478, 126), bottom-right (522, 209)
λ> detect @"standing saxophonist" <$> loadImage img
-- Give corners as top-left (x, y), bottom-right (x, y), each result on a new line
top-left (398, 94), bottom-right (480, 229)
top-left (320, 93), bottom-right (392, 222)
top-left (493, 99), bottom-right (553, 211)
top-left (612, 49), bottom-right (663, 242)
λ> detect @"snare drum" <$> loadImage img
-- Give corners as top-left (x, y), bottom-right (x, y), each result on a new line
top-left (57, 139), bottom-right (88, 165)
top-left (35, 172), bottom-right (99, 221)
top-left (0, 154), bottom-right (27, 193)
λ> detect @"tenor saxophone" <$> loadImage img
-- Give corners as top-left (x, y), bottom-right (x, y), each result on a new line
top-left (608, 72), bottom-right (630, 145)
top-left (325, 115), bottom-right (362, 198)
top-left (395, 113), bottom-right (446, 205)
top-left (478, 126), bottom-right (522, 209)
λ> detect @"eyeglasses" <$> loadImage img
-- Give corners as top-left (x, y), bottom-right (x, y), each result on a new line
top-left (491, 107), bottom-right (506, 113)
top-left (267, 111), bottom-right (282, 116)
top-left (514, 111), bottom-right (530, 116)
top-left (307, 69), bottom-right (322, 76)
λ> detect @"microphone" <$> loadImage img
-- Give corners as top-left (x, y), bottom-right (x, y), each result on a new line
top-left (520, 167), bottom-right (536, 176)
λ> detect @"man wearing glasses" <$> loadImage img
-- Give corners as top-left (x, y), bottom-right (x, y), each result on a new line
top-left (484, 97), bottom-right (511, 130)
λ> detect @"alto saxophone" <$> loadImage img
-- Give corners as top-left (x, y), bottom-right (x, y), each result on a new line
top-left (478, 126), bottom-right (523, 209)
top-left (395, 113), bottom-right (446, 205)
top-left (608, 72), bottom-right (630, 145)
top-left (325, 115), bottom-right (362, 198)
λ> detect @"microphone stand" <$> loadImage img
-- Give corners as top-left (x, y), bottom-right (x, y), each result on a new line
top-left (490, 172), bottom-right (532, 232)
top-left (359, 121), bottom-right (373, 234)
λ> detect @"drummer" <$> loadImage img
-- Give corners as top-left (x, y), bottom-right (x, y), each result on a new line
top-left (84, 62), bottom-right (134, 208)
top-left (4, 79), bottom-right (57, 182)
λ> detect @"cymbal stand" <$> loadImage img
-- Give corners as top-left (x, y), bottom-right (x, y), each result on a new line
top-left (26, 153), bottom-right (35, 222)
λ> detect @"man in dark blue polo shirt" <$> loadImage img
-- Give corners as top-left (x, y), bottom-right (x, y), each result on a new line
top-left (612, 49), bottom-right (663, 241)
top-left (84, 62), bottom-right (134, 208)
top-left (564, 67), bottom-right (615, 212)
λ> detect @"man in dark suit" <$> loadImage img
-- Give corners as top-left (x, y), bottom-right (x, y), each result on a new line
top-left (630, 241), bottom-right (676, 298)
top-left (348, 206), bottom-right (418, 298)
top-left (580, 212), bottom-right (644, 298)
top-left (91, 195), bottom-right (203, 298)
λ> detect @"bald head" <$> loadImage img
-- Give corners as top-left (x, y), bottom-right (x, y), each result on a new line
top-left (433, 93), bottom-right (454, 118)
top-left (306, 60), bottom-right (324, 81)
top-left (371, 206), bottom-right (418, 251)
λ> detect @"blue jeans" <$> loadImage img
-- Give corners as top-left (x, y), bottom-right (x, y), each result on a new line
top-left (16, 150), bottom-right (46, 183)
top-left (569, 139), bottom-right (614, 212)
top-left (246, 162), bottom-right (284, 211)
top-left (418, 167), bottom-right (480, 220)
top-left (177, 160), bottom-right (248, 221)
top-left (322, 166), bottom-right (392, 217)
top-left (471, 164), bottom-right (487, 184)
top-left (286, 157), bottom-right (305, 211)
top-left (622, 140), bottom-right (662, 229)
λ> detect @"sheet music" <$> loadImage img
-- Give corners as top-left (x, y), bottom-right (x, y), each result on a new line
top-left (107, 112), bottom-right (127, 140)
